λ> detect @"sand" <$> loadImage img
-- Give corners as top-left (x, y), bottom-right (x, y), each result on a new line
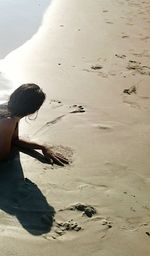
top-left (0, 0), bottom-right (150, 255)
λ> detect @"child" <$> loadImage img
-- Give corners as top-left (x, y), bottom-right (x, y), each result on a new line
top-left (0, 83), bottom-right (69, 166)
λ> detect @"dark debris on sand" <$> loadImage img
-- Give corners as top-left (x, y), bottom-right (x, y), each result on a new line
top-left (123, 85), bottom-right (137, 95)
top-left (91, 65), bottom-right (103, 70)
top-left (60, 203), bottom-right (97, 218)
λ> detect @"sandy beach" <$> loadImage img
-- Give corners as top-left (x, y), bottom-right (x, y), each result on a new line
top-left (0, 0), bottom-right (150, 255)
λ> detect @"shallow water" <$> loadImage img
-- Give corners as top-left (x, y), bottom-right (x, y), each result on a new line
top-left (0, 74), bottom-right (12, 103)
top-left (0, 0), bottom-right (51, 58)
top-left (0, 0), bottom-right (51, 103)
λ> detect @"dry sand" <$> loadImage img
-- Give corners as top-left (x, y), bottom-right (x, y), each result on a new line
top-left (0, 0), bottom-right (150, 255)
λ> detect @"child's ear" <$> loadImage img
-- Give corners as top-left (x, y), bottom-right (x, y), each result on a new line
top-left (28, 111), bottom-right (38, 120)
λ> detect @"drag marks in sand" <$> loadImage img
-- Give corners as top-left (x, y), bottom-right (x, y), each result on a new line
top-left (42, 178), bottom-right (114, 240)
top-left (33, 101), bottom-right (85, 137)
top-left (50, 162), bottom-right (150, 242)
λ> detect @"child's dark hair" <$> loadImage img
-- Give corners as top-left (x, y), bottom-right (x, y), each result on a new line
top-left (8, 83), bottom-right (46, 117)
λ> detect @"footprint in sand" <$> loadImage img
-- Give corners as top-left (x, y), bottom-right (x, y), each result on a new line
top-left (69, 105), bottom-right (85, 113)
top-left (48, 204), bottom-right (97, 239)
top-left (55, 220), bottom-right (82, 232)
top-left (43, 219), bottom-right (82, 240)
top-left (46, 206), bottom-right (113, 240)
top-left (49, 100), bottom-right (85, 114)
top-left (101, 219), bottom-right (112, 229)
top-left (49, 99), bottom-right (63, 109)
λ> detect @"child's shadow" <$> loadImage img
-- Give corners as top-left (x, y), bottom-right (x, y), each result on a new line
top-left (0, 150), bottom-right (55, 236)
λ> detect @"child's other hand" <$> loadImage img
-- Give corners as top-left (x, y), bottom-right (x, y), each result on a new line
top-left (42, 147), bottom-right (69, 166)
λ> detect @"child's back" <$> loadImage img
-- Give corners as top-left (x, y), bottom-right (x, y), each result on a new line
top-left (0, 103), bottom-right (18, 160)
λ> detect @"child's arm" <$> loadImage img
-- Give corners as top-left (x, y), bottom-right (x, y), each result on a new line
top-left (14, 138), bottom-right (69, 166)
top-left (14, 139), bottom-right (44, 150)
top-left (12, 123), bottom-right (44, 151)
top-left (12, 122), bottom-right (69, 166)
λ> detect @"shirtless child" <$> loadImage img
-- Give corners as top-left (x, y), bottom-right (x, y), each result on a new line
top-left (0, 83), bottom-right (69, 166)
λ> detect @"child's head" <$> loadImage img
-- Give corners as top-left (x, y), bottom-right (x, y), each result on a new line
top-left (8, 83), bottom-right (46, 117)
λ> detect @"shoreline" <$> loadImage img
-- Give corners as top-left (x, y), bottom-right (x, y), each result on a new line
top-left (0, 0), bottom-right (51, 59)
top-left (0, 0), bottom-right (51, 103)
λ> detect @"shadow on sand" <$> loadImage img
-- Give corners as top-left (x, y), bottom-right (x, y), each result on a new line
top-left (0, 150), bottom-right (55, 236)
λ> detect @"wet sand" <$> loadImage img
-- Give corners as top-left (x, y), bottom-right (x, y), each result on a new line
top-left (0, 0), bottom-right (150, 255)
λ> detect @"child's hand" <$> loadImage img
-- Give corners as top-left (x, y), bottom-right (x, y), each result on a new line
top-left (42, 147), bottom-right (69, 166)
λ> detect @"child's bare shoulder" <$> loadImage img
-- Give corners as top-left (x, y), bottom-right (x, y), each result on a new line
top-left (0, 117), bottom-right (17, 132)
top-left (0, 116), bottom-right (16, 124)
